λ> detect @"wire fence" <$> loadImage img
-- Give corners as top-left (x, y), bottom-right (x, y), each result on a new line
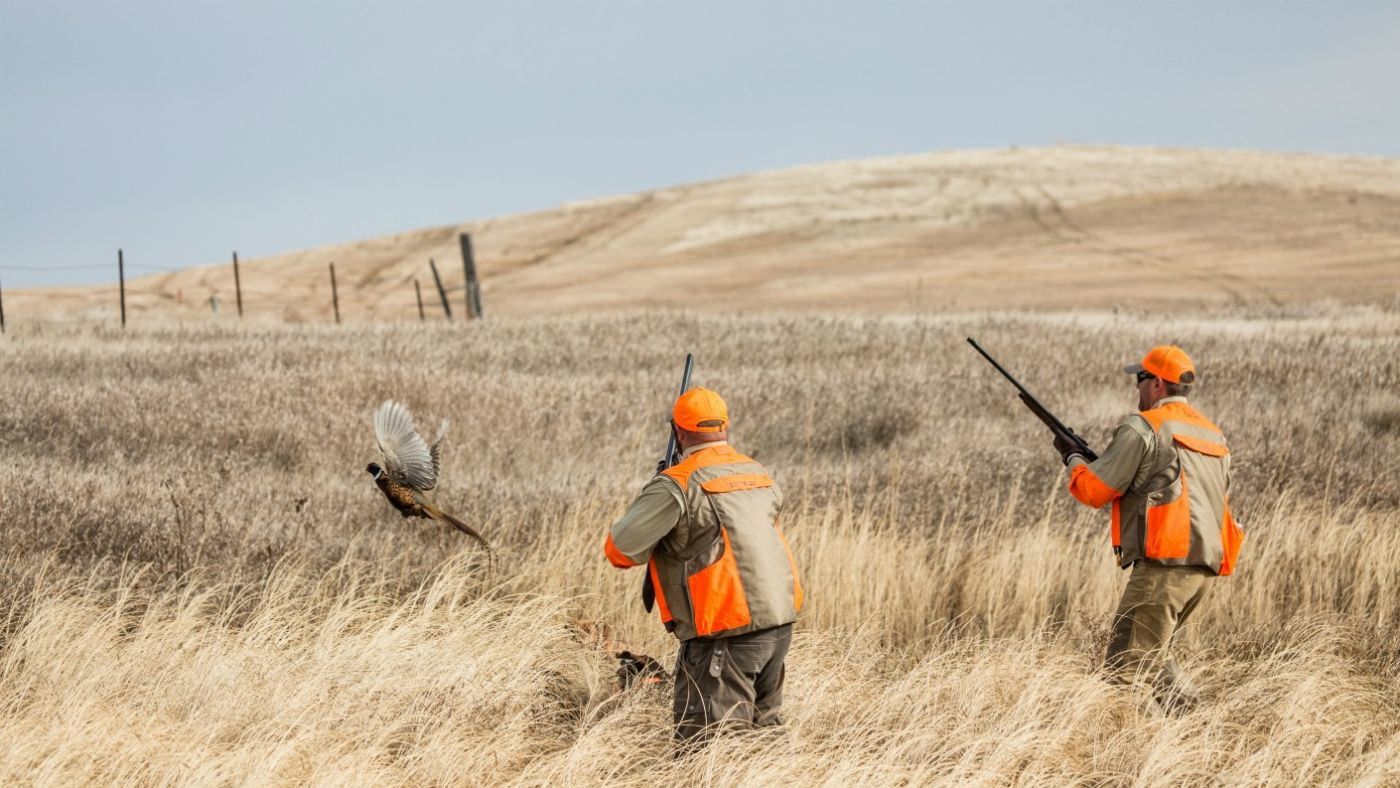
top-left (125, 264), bottom-right (188, 273)
top-left (0, 238), bottom-right (483, 333)
top-left (0, 263), bottom-right (114, 271)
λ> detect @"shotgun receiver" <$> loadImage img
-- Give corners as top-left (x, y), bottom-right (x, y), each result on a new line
top-left (967, 338), bottom-right (1098, 462)
top-left (643, 352), bottom-right (695, 613)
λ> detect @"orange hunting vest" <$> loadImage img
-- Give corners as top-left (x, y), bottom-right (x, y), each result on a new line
top-left (647, 445), bottom-right (803, 641)
top-left (1113, 401), bottom-right (1245, 575)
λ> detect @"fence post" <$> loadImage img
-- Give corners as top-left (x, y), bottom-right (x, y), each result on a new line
top-left (329, 262), bottom-right (341, 324)
top-left (232, 251), bottom-right (244, 318)
top-left (118, 249), bottom-right (127, 328)
top-left (429, 258), bottom-right (452, 319)
top-left (415, 279), bottom-right (426, 322)
top-left (459, 233), bottom-right (483, 320)
top-left (0, 272), bottom-right (6, 333)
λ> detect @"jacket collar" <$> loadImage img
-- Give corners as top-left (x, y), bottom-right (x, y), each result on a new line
top-left (681, 440), bottom-right (728, 459)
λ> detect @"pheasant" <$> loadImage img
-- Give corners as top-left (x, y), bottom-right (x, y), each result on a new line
top-left (366, 400), bottom-right (491, 552)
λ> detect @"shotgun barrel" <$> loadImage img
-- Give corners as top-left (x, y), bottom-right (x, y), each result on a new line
top-left (967, 338), bottom-right (1098, 462)
top-left (644, 352), bottom-right (695, 613)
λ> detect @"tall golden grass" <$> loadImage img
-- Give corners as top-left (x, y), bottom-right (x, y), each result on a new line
top-left (1, 307), bottom-right (1398, 785)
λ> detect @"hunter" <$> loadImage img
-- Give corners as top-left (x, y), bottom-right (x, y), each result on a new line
top-left (1056, 345), bottom-right (1244, 714)
top-left (604, 387), bottom-right (803, 746)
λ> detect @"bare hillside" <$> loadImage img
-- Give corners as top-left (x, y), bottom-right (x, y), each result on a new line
top-left (11, 145), bottom-right (1400, 322)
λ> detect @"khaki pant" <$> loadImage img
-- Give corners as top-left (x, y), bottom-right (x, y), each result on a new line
top-left (673, 624), bottom-right (792, 746)
top-left (1105, 561), bottom-right (1214, 714)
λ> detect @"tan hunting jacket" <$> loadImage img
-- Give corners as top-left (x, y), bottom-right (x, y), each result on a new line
top-left (1066, 397), bottom-right (1244, 575)
top-left (605, 442), bottom-right (803, 641)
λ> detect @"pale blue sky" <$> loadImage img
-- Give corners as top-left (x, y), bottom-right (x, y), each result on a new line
top-left (2, 1), bottom-right (1398, 287)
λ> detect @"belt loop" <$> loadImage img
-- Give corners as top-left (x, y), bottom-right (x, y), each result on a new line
top-left (709, 640), bottom-right (726, 678)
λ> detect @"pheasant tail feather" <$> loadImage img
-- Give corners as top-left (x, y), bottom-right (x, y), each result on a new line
top-left (423, 503), bottom-right (492, 553)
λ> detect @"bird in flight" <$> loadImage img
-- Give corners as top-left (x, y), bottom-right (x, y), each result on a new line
top-left (366, 400), bottom-right (491, 552)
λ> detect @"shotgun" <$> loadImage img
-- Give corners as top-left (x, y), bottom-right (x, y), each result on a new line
top-left (643, 352), bottom-right (694, 613)
top-left (967, 338), bottom-right (1098, 462)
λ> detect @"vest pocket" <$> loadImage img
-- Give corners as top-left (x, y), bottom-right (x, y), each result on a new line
top-left (1145, 470), bottom-right (1191, 560)
top-left (686, 527), bottom-right (752, 637)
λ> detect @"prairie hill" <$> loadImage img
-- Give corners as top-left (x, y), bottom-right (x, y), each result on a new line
top-left (12, 145), bottom-right (1400, 322)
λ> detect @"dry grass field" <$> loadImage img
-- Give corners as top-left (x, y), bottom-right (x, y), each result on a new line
top-left (2, 305), bottom-right (1398, 785)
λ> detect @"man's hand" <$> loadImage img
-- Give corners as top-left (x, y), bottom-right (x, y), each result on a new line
top-left (1053, 432), bottom-right (1080, 465)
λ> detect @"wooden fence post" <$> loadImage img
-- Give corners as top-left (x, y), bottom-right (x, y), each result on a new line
top-left (415, 279), bottom-right (426, 321)
top-left (459, 233), bottom-right (483, 320)
top-left (0, 273), bottom-right (6, 333)
top-left (329, 262), bottom-right (341, 324)
top-left (429, 258), bottom-right (452, 319)
top-left (232, 251), bottom-right (244, 318)
top-left (118, 249), bottom-right (127, 328)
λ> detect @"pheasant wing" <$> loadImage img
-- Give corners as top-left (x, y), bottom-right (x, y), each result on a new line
top-left (427, 419), bottom-right (449, 491)
top-left (374, 400), bottom-right (437, 491)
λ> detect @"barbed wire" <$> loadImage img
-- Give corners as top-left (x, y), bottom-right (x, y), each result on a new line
top-left (6, 289), bottom-right (445, 308)
top-left (0, 262), bottom-right (213, 275)
top-left (0, 263), bottom-right (113, 271)
top-left (124, 264), bottom-right (186, 273)
top-left (1, 255), bottom-right (477, 326)
top-left (0, 309), bottom-right (456, 329)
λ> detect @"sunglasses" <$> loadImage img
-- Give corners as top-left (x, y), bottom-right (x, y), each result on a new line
top-left (1136, 370), bottom-right (1158, 384)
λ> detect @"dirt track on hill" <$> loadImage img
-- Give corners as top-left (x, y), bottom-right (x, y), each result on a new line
top-left (10, 145), bottom-right (1400, 322)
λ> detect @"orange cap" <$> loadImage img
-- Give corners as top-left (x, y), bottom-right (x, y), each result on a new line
top-left (673, 388), bottom-right (729, 433)
top-left (1124, 345), bottom-right (1197, 384)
